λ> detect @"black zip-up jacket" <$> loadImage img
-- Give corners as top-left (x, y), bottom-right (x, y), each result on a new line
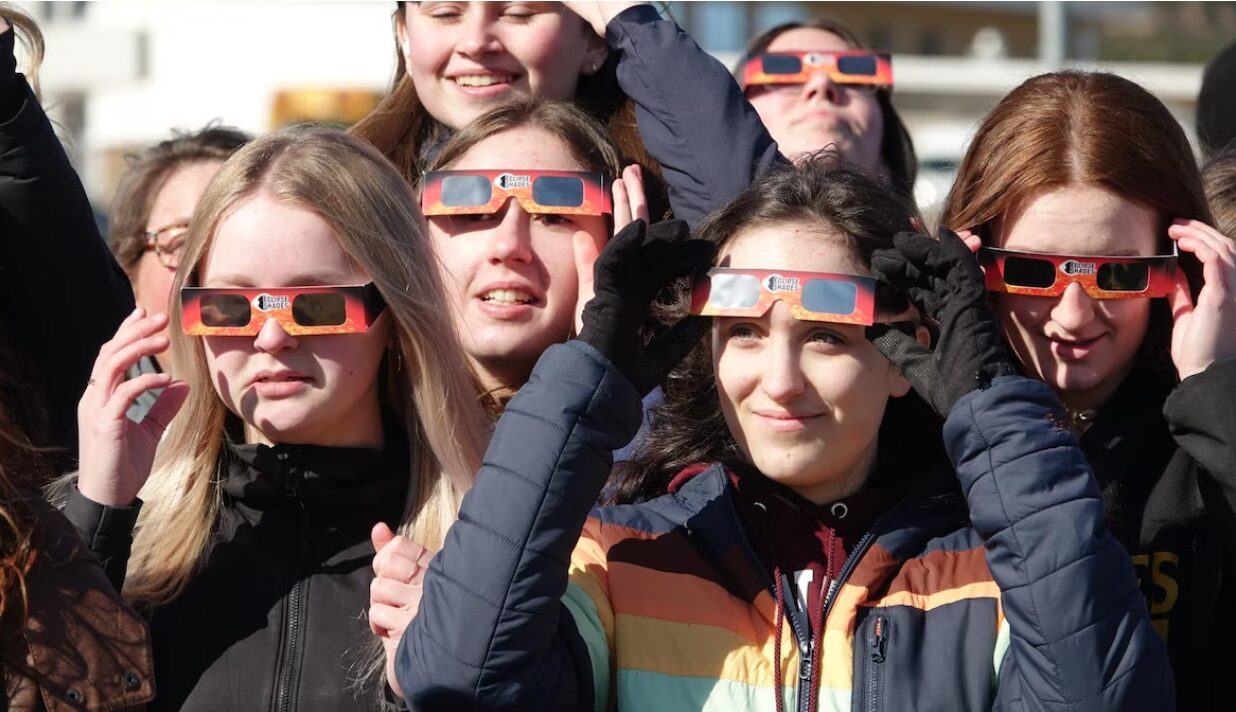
top-left (0, 29), bottom-right (136, 468)
top-left (1082, 356), bottom-right (1236, 710)
top-left (63, 438), bottom-right (409, 712)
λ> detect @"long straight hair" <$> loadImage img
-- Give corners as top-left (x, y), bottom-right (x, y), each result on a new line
top-left (123, 125), bottom-right (491, 605)
top-left (941, 71), bottom-right (1213, 375)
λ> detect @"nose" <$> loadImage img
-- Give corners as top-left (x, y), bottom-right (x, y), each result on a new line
top-left (760, 331), bottom-right (806, 403)
top-left (801, 70), bottom-right (841, 105)
top-left (455, 5), bottom-right (502, 57)
top-left (485, 199), bottom-right (534, 265)
top-left (1049, 282), bottom-right (1098, 331)
top-left (253, 315), bottom-right (298, 354)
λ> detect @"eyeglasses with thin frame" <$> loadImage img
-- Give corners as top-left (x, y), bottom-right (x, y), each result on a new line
top-left (143, 221), bottom-right (189, 271)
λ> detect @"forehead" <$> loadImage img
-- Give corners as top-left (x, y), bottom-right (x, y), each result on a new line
top-left (764, 27), bottom-right (853, 54)
top-left (200, 193), bottom-right (363, 286)
top-left (147, 160), bottom-right (225, 228)
top-left (998, 184), bottom-right (1161, 256)
top-left (721, 221), bottom-right (867, 276)
top-left (447, 126), bottom-right (589, 172)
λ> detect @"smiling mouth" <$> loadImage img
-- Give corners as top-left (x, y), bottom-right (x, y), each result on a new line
top-left (255, 374), bottom-right (311, 384)
top-left (480, 288), bottom-right (535, 305)
top-left (453, 74), bottom-right (515, 88)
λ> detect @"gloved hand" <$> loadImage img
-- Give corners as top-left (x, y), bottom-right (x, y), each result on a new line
top-left (868, 229), bottom-right (1018, 416)
top-left (577, 218), bottom-right (715, 395)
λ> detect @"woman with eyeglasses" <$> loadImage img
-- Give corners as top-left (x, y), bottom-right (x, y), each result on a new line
top-left (106, 126), bottom-right (250, 419)
top-left (389, 156), bottom-right (1172, 711)
top-left (942, 70), bottom-right (1236, 711)
top-left (0, 7), bottom-right (134, 469)
top-left (62, 125), bottom-right (491, 711)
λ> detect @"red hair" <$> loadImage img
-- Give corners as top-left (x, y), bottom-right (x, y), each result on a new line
top-left (943, 71), bottom-right (1212, 248)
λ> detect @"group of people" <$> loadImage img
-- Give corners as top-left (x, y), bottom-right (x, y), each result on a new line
top-left (2, 2), bottom-right (1234, 711)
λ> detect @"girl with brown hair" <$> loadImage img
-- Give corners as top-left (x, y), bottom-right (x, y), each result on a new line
top-left (942, 70), bottom-right (1236, 710)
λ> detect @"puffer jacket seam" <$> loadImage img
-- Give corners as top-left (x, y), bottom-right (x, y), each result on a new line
top-left (473, 462), bottom-right (592, 517)
top-left (454, 515), bottom-right (573, 570)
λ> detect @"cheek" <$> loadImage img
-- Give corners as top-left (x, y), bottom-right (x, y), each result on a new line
top-left (1104, 300), bottom-right (1152, 341)
top-left (402, 22), bottom-right (447, 77)
top-left (746, 91), bottom-right (792, 126)
top-left (534, 233), bottom-right (581, 298)
top-left (515, 25), bottom-right (585, 97)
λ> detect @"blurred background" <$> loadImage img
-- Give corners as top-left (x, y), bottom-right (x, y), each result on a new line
top-left (12, 1), bottom-right (1236, 225)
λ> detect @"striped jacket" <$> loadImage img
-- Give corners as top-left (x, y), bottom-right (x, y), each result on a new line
top-left (401, 342), bottom-right (1174, 711)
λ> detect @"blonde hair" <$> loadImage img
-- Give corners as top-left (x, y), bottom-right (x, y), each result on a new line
top-left (1, 4), bottom-right (44, 98)
top-left (123, 125), bottom-right (490, 605)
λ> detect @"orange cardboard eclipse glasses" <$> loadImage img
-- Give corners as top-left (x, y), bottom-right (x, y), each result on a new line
top-left (741, 51), bottom-right (893, 90)
top-left (181, 283), bottom-right (386, 336)
top-left (978, 247), bottom-right (1178, 299)
top-left (691, 268), bottom-right (877, 325)
top-left (421, 170), bottom-right (612, 217)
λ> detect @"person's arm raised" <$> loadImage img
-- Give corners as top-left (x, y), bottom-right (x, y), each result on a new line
top-left (0, 19), bottom-right (137, 463)
top-left (871, 230), bottom-right (1175, 710)
top-left (567, 2), bottom-right (785, 227)
top-left (398, 220), bottom-right (713, 710)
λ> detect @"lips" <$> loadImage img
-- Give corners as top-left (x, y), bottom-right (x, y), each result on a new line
top-left (1046, 333), bottom-right (1105, 362)
top-left (752, 410), bottom-right (822, 432)
top-left (248, 370), bottom-right (311, 387)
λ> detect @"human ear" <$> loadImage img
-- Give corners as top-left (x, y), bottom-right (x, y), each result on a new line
top-left (395, 12), bottom-right (410, 58)
top-left (580, 34), bottom-right (609, 76)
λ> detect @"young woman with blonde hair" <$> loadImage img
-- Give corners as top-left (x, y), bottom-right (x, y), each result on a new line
top-left (64, 125), bottom-right (489, 711)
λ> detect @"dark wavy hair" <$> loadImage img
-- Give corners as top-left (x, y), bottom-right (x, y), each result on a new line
top-left (738, 19), bottom-right (918, 197)
top-left (609, 154), bottom-right (944, 505)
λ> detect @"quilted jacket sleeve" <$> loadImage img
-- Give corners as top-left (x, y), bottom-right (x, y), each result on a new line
top-left (398, 341), bottom-right (643, 711)
top-left (945, 376), bottom-right (1175, 712)
top-left (608, 5), bottom-right (786, 227)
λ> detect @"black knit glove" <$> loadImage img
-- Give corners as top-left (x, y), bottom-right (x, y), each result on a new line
top-left (578, 219), bottom-right (715, 395)
top-left (868, 229), bottom-right (1018, 416)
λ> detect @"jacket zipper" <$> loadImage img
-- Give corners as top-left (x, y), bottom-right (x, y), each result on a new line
top-left (720, 471), bottom-right (916, 712)
top-left (274, 453), bottom-right (309, 712)
top-left (864, 614), bottom-right (887, 712)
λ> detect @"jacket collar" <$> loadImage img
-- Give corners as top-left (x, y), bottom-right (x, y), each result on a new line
top-left (653, 463), bottom-right (967, 627)
top-left (219, 434), bottom-right (410, 510)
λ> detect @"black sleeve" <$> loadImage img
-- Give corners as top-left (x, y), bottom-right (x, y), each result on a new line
top-left (607, 5), bottom-right (787, 226)
top-left (1164, 356), bottom-right (1236, 533)
top-left (0, 28), bottom-right (136, 465)
top-left (62, 486), bottom-right (141, 592)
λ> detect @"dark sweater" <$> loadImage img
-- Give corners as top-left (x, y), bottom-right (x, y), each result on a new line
top-left (1081, 357), bottom-right (1236, 710)
top-left (0, 29), bottom-right (136, 470)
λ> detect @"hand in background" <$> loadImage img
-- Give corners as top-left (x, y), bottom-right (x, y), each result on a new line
top-left (574, 163), bottom-right (649, 334)
top-left (369, 522), bottom-right (434, 700)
